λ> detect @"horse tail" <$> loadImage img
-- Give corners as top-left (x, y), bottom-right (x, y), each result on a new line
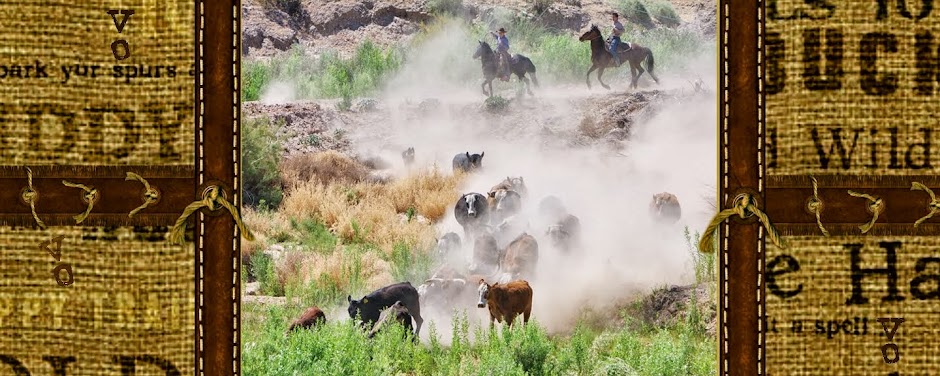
top-left (646, 49), bottom-right (655, 74)
top-left (526, 59), bottom-right (540, 88)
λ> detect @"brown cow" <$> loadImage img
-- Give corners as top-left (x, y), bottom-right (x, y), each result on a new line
top-left (285, 306), bottom-right (326, 334)
top-left (649, 192), bottom-right (682, 224)
top-left (500, 233), bottom-right (539, 281)
top-left (488, 176), bottom-right (528, 199)
top-left (477, 279), bottom-right (533, 328)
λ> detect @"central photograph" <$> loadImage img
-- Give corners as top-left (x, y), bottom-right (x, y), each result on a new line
top-left (238, 0), bottom-right (718, 374)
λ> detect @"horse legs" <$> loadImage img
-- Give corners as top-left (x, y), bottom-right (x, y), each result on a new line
top-left (597, 67), bottom-right (610, 90)
top-left (481, 79), bottom-right (489, 96)
top-left (520, 75), bottom-right (534, 96)
top-left (585, 65), bottom-right (597, 90)
top-left (634, 64), bottom-right (646, 89)
top-left (629, 65), bottom-right (639, 89)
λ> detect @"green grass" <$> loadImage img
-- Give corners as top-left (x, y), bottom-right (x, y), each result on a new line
top-left (243, 303), bottom-right (716, 376)
top-left (616, 0), bottom-right (682, 29)
top-left (242, 42), bottom-right (403, 102)
top-left (242, 117), bottom-right (284, 210)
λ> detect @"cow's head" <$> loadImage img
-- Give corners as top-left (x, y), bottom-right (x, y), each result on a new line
top-left (346, 295), bottom-right (372, 323)
top-left (402, 147), bottom-right (415, 163)
top-left (468, 152), bottom-right (484, 169)
top-left (465, 194), bottom-right (480, 217)
top-left (477, 279), bottom-right (490, 308)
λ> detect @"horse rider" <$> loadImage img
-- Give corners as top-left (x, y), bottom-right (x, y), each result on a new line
top-left (610, 12), bottom-right (631, 66)
top-left (490, 27), bottom-right (511, 80)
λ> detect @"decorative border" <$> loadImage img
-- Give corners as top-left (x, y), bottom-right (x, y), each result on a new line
top-left (718, 0), bottom-right (764, 374)
top-left (194, 0), bottom-right (242, 374)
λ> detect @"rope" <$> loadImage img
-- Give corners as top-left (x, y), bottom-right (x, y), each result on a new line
top-left (125, 172), bottom-right (160, 217)
top-left (21, 167), bottom-right (45, 229)
top-left (61, 180), bottom-right (98, 224)
top-left (911, 182), bottom-right (940, 228)
top-left (806, 175), bottom-right (829, 236)
top-left (847, 190), bottom-right (884, 234)
top-left (168, 185), bottom-right (254, 245)
top-left (698, 193), bottom-right (785, 253)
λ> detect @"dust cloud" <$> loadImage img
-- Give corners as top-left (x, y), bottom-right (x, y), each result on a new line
top-left (264, 18), bottom-right (718, 341)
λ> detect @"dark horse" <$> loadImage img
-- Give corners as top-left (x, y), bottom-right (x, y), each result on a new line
top-left (578, 25), bottom-right (659, 90)
top-left (472, 41), bottom-right (540, 97)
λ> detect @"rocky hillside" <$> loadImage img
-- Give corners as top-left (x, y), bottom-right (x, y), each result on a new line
top-left (243, 0), bottom-right (715, 58)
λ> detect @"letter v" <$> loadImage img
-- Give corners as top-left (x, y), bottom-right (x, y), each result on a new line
top-left (876, 317), bottom-right (905, 341)
top-left (107, 10), bottom-right (135, 33)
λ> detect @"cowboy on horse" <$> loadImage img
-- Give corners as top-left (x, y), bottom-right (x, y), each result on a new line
top-left (490, 27), bottom-right (511, 81)
top-left (609, 12), bottom-right (632, 66)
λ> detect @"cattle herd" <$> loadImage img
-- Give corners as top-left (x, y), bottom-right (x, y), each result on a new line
top-left (284, 148), bottom-right (685, 340)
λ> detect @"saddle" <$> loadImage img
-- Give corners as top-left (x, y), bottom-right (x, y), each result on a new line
top-left (605, 39), bottom-right (633, 54)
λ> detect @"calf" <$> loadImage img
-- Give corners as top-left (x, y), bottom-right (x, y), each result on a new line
top-left (347, 281), bottom-right (424, 337)
top-left (477, 279), bottom-right (533, 328)
top-left (546, 214), bottom-right (581, 253)
top-left (402, 147), bottom-right (415, 166)
top-left (452, 151), bottom-right (484, 174)
top-left (489, 176), bottom-right (528, 198)
top-left (367, 301), bottom-right (415, 339)
top-left (436, 232), bottom-right (462, 259)
top-left (501, 233), bottom-right (539, 281)
top-left (649, 192), bottom-right (682, 224)
top-left (285, 306), bottom-right (326, 334)
top-left (469, 233), bottom-right (501, 276)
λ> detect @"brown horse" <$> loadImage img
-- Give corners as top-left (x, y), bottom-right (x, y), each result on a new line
top-left (578, 24), bottom-right (659, 90)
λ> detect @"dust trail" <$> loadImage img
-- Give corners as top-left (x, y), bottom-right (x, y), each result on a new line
top-left (267, 17), bottom-right (719, 342)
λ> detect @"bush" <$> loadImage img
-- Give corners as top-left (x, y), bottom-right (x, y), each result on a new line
top-left (428, 0), bottom-right (465, 17)
top-left (531, 0), bottom-right (555, 15)
top-left (484, 95), bottom-right (509, 113)
top-left (242, 117), bottom-right (284, 210)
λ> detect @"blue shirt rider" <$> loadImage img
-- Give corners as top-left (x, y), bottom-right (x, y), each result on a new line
top-left (490, 27), bottom-right (511, 79)
top-left (610, 12), bottom-right (629, 66)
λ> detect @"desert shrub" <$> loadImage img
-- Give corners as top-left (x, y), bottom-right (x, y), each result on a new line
top-left (484, 95), bottom-right (509, 113)
top-left (243, 117), bottom-right (284, 209)
top-left (279, 151), bottom-right (371, 191)
top-left (428, 0), bottom-right (465, 17)
top-left (531, 0), bottom-right (555, 15)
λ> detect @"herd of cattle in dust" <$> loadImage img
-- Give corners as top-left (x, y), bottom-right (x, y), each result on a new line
top-left (284, 147), bottom-right (685, 340)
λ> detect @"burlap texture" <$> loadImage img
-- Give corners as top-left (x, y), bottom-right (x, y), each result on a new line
top-left (766, 0), bottom-right (940, 175)
top-left (0, 1), bottom-right (194, 165)
top-left (765, 236), bottom-right (940, 375)
top-left (0, 227), bottom-right (194, 374)
top-left (0, 0), bottom-right (196, 373)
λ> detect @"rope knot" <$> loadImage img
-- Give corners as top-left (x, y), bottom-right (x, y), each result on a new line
top-left (62, 180), bottom-right (98, 224)
top-left (806, 176), bottom-right (829, 236)
top-left (125, 172), bottom-right (161, 217)
top-left (168, 185), bottom-right (254, 245)
top-left (847, 190), bottom-right (883, 233)
top-left (22, 167), bottom-right (45, 229)
top-left (911, 182), bottom-right (940, 228)
top-left (697, 192), bottom-right (785, 253)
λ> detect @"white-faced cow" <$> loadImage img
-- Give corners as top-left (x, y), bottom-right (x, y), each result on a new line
top-left (453, 152), bottom-right (484, 173)
top-left (477, 279), bottom-right (533, 328)
top-left (649, 192), bottom-right (682, 224)
top-left (490, 189), bottom-right (522, 225)
top-left (347, 282), bottom-right (424, 337)
top-left (455, 192), bottom-right (490, 238)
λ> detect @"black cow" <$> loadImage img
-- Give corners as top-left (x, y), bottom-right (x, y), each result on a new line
top-left (455, 193), bottom-right (490, 238)
top-left (453, 152), bottom-right (484, 173)
top-left (402, 147), bottom-right (415, 166)
top-left (347, 282), bottom-right (424, 337)
top-left (436, 232), bottom-right (462, 259)
top-left (546, 214), bottom-right (581, 254)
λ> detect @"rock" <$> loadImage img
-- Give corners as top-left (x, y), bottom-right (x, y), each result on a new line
top-left (534, 4), bottom-right (585, 32)
top-left (263, 244), bottom-right (285, 262)
top-left (245, 282), bottom-right (261, 296)
top-left (307, 2), bottom-right (373, 35)
top-left (242, 2), bottom-right (300, 55)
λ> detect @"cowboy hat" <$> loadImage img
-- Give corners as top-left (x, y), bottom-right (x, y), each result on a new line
top-left (497, 27), bottom-right (507, 33)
